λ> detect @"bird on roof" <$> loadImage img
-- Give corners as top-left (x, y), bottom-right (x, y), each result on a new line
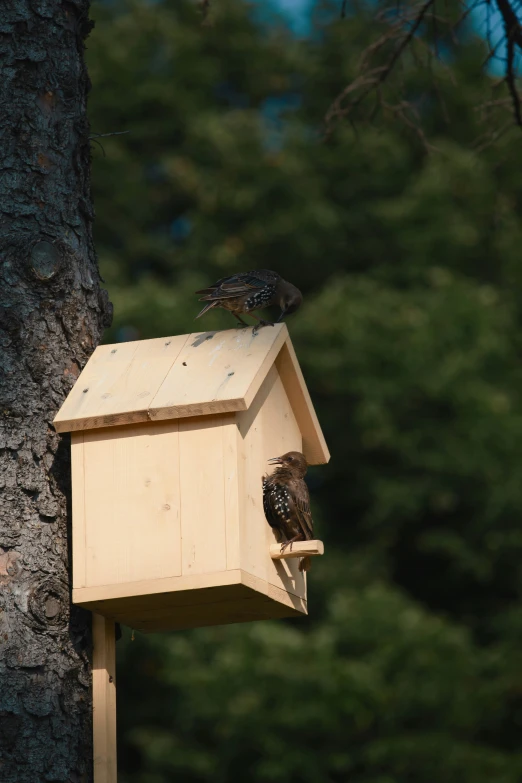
top-left (262, 451), bottom-right (314, 572)
top-left (195, 270), bottom-right (302, 334)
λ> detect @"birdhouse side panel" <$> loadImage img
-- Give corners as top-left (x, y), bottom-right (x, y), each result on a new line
top-left (75, 421), bottom-right (182, 589)
top-left (260, 371), bottom-right (306, 597)
top-left (236, 365), bottom-right (305, 601)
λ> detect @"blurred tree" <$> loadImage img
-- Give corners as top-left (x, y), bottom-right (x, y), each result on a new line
top-left (86, 0), bottom-right (522, 780)
top-left (324, 0), bottom-right (522, 143)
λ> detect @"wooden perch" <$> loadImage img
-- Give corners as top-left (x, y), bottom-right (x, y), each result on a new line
top-left (270, 540), bottom-right (324, 561)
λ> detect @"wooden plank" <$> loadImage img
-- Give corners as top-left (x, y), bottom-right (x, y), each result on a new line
top-left (222, 417), bottom-right (241, 570)
top-left (132, 597), bottom-right (304, 633)
top-left (71, 432), bottom-right (86, 589)
top-left (53, 335), bottom-right (188, 432)
top-left (270, 540), bottom-right (324, 560)
top-left (83, 575), bottom-right (307, 633)
top-left (73, 569), bottom-right (245, 606)
top-left (74, 569), bottom-right (307, 609)
top-left (242, 324), bottom-right (288, 408)
top-left (148, 325), bottom-right (288, 422)
top-left (77, 573), bottom-right (307, 632)
top-left (236, 369), bottom-right (271, 582)
top-left (235, 366), bottom-right (308, 602)
top-left (259, 369), bottom-right (307, 597)
top-left (84, 582), bottom-right (251, 618)
top-left (83, 421), bottom-right (182, 587)
top-left (54, 325), bottom-right (330, 478)
top-left (275, 339), bottom-right (330, 465)
top-left (179, 417), bottom-right (227, 576)
top-left (92, 613), bottom-right (117, 783)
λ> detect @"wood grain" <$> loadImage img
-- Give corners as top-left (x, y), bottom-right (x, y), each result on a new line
top-left (236, 364), bottom-right (307, 600)
top-left (83, 421), bottom-right (182, 587)
top-left (75, 572), bottom-right (307, 633)
top-left (53, 335), bottom-right (188, 432)
top-left (275, 340), bottom-right (330, 465)
top-left (179, 416), bottom-right (227, 576)
top-left (148, 325), bottom-right (287, 421)
top-left (269, 540), bottom-right (324, 559)
top-left (71, 432), bottom-right (86, 589)
top-left (92, 614), bottom-right (117, 783)
top-left (259, 368), bottom-right (306, 593)
top-left (54, 327), bottom-right (330, 470)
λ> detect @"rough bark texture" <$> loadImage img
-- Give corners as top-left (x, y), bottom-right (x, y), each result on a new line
top-left (0, 1), bottom-right (112, 780)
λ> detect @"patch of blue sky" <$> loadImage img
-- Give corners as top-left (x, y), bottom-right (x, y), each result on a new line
top-left (254, 0), bottom-right (314, 35)
top-left (268, 0), bottom-right (520, 76)
top-left (472, 2), bottom-right (522, 75)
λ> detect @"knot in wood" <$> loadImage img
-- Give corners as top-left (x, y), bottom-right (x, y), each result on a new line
top-left (28, 577), bottom-right (68, 633)
top-left (29, 241), bottom-right (61, 281)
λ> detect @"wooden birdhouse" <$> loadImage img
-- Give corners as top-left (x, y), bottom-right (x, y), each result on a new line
top-left (54, 324), bottom-right (329, 633)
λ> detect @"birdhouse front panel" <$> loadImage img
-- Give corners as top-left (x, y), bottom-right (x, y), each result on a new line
top-left (72, 415), bottom-right (240, 591)
top-left (57, 325), bottom-right (330, 633)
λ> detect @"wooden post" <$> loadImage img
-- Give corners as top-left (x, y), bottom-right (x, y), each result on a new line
top-left (92, 613), bottom-right (117, 783)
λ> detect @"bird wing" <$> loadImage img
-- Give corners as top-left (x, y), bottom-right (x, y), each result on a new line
top-left (291, 478), bottom-right (314, 540)
top-left (262, 476), bottom-right (281, 531)
top-left (196, 270), bottom-right (278, 300)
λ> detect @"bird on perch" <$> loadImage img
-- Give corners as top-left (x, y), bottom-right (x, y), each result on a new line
top-left (195, 270), bottom-right (302, 333)
top-left (262, 451), bottom-right (314, 572)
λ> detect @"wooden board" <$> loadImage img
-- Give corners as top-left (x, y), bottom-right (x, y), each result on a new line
top-left (53, 327), bottom-right (330, 467)
top-left (71, 432), bottom-right (86, 589)
top-left (54, 336), bottom-right (187, 432)
top-left (270, 540), bottom-right (324, 559)
top-left (236, 365), bottom-right (307, 599)
top-left (73, 568), bottom-right (247, 605)
top-left (259, 369), bottom-right (307, 595)
top-left (92, 614), bottom-right (117, 783)
top-left (178, 416), bottom-right (228, 576)
top-left (148, 324), bottom-right (287, 420)
top-left (275, 340), bottom-right (330, 465)
top-left (76, 573), bottom-right (306, 633)
top-left (81, 421), bottom-right (182, 588)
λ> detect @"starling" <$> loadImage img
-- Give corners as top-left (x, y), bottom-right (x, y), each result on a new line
top-left (195, 270), bottom-right (302, 333)
top-left (262, 451), bottom-right (314, 572)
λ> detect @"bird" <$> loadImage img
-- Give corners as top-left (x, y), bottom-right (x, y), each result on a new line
top-left (195, 270), bottom-right (302, 333)
top-left (262, 451), bottom-right (314, 572)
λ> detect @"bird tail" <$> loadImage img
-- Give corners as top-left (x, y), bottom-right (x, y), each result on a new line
top-left (299, 556), bottom-right (311, 572)
top-left (195, 301), bottom-right (218, 319)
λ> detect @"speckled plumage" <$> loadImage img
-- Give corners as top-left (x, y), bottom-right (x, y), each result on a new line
top-left (262, 451), bottom-right (314, 572)
top-left (195, 270), bottom-right (302, 332)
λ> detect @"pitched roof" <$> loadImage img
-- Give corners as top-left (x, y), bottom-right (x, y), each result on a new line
top-left (53, 324), bottom-right (329, 464)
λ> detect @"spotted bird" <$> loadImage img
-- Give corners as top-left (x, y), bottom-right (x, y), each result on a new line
top-left (195, 270), bottom-right (302, 333)
top-left (262, 451), bottom-right (314, 572)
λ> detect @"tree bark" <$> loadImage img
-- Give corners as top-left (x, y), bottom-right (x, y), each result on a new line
top-left (0, 2), bottom-right (112, 780)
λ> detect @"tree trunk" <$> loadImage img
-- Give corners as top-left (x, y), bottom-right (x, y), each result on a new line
top-left (0, 2), bottom-right (111, 780)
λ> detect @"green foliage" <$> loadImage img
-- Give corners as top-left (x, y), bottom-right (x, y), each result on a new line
top-left (117, 583), bottom-right (522, 783)
top-left (87, 1), bottom-right (522, 780)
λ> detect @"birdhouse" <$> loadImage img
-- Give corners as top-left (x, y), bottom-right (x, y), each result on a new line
top-left (53, 324), bottom-right (329, 633)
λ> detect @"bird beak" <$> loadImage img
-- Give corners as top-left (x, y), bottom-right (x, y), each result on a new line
top-left (275, 311), bottom-right (286, 323)
top-left (268, 457), bottom-right (283, 465)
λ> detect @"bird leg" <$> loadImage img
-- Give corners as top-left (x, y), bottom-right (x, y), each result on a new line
top-left (232, 312), bottom-right (249, 328)
top-left (280, 535), bottom-right (303, 555)
top-left (250, 314), bottom-right (275, 335)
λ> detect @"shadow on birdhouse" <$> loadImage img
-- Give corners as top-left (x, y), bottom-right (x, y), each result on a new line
top-left (54, 324), bottom-right (329, 633)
